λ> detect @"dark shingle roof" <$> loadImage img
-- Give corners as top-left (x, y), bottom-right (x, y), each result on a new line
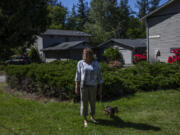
top-left (42, 29), bottom-right (91, 37)
top-left (141, 0), bottom-right (176, 20)
top-left (98, 39), bottom-right (146, 49)
top-left (42, 40), bottom-right (87, 51)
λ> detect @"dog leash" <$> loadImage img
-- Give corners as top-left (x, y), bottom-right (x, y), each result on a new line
top-left (99, 94), bottom-right (105, 110)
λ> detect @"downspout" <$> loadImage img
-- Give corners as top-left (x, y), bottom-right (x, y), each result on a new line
top-left (145, 19), bottom-right (150, 62)
top-left (132, 48), bottom-right (135, 64)
top-left (68, 49), bottom-right (71, 60)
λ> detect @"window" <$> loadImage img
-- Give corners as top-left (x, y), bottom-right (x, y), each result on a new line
top-left (170, 48), bottom-right (179, 53)
top-left (65, 37), bottom-right (69, 42)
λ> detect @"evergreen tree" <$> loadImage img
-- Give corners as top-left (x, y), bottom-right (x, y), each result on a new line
top-left (114, 0), bottom-right (130, 38)
top-left (149, 0), bottom-right (161, 12)
top-left (85, 0), bottom-right (136, 43)
top-left (76, 0), bottom-right (89, 30)
top-left (136, 0), bottom-right (149, 35)
top-left (66, 4), bottom-right (78, 30)
top-left (88, 0), bottom-right (110, 28)
top-left (137, 0), bottom-right (161, 17)
top-left (66, 0), bottom-right (89, 30)
top-left (126, 16), bottom-right (146, 38)
top-left (105, 0), bottom-right (119, 32)
top-left (85, 0), bottom-right (118, 44)
top-left (136, 0), bottom-right (161, 36)
top-left (47, 2), bottom-right (67, 29)
top-left (72, 4), bottom-right (77, 17)
top-left (47, 0), bottom-right (58, 6)
top-left (137, 0), bottom-right (149, 18)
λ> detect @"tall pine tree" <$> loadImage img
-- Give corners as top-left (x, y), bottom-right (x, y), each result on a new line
top-left (76, 0), bottom-right (89, 30)
top-left (137, 0), bottom-right (161, 17)
top-left (137, 0), bottom-right (149, 18)
top-left (149, 0), bottom-right (161, 12)
top-left (136, 0), bottom-right (149, 36)
top-left (136, 0), bottom-right (161, 37)
top-left (85, 0), bottom-right (118, 44)
top-left (127, 16), bottom-right (146, 38)
top-left (47, 2), bottom-right (67, 29)
top-left (114, 0), bottom-right (130, 38)
top-left (85, 0), bottom-right (134, 43)
top-left (66, 4), bottom-right (78, 30)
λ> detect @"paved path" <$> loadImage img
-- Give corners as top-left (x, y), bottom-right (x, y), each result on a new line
top-left (0, 75), bottom-right (6, 83)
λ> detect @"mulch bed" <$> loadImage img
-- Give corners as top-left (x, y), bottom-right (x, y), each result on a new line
top-left (0, 83), bottom-right (67, 103)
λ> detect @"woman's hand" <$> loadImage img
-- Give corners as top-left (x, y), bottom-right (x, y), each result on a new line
top-left (98, 84), bottom-right (102, 100)
top-left (75, 87), bottom-right (79, 95)
top-left (75, 82), bottom-right (80, 95)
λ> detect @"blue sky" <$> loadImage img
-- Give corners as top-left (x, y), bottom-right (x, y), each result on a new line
top-left (60, 0), bottom-right (169, 13)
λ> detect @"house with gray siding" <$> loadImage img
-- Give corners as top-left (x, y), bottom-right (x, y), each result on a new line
top-left (97, 39), bottom-right (146, 64)
top-left (34, 29), bottom-right (91, 62)
top-left (142, 0), bottom-right (180, 63)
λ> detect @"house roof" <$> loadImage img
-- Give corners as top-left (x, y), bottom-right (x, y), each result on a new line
top-left (141, 0), bottom-right (176, 20)
top-left (41, 29), bottom-right (91, 37)
top-left (42, 40), bottom-right (88, 51)
top-left (98, 39), bottom-right (146, 49)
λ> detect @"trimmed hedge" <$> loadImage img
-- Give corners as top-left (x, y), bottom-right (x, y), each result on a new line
top-left (5, 61), bottom-right (180, 100)
top-left (5, 60), bottom-right (77, 100)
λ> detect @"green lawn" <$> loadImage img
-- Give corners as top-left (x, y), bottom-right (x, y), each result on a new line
top-left (0, 83), bottom-right (180, 135)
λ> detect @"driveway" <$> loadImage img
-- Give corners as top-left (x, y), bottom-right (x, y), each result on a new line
top-left (0, 75), bottom-right (6, 83)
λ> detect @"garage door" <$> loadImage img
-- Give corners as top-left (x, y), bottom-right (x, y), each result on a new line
top-left (119, 49), bottom-right (132, 64)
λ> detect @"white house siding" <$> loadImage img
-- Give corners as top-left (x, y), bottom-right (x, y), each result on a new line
top-left (120, 50), bottom-right (132, 64)
top-left (147, 1), bottom-right (180, 63)
top-left (98, 43), bottom-right (133, 65)
top-left (113, 45), bottom-right (132, 64)
top-left (34, 36), bottom-right (45, 62)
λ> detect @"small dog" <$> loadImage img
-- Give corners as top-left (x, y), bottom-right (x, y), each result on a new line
top-left (104, 106), bottom-right (118, 118)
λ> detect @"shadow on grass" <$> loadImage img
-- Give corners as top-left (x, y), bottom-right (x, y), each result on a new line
top-left (97, 92), bottom-right (136, 103)
top-left (95, 116), bottom-right (161, 131)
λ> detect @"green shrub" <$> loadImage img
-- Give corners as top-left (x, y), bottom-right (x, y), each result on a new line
top-left (5, 61), bottom-right (180, 101)
top-left (28, 47), bottom-right (41, 63)
top-left (103, 47), bottom-right (122, 61)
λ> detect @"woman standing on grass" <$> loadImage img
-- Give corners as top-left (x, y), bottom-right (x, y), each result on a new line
top-left (75, 48), bottom-right (103, 127)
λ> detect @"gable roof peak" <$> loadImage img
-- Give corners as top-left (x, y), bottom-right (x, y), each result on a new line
top-left (141, 0), bottom-right (176, 20)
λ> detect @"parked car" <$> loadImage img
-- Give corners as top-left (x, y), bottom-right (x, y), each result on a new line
top-left (5, 56), bottom-right (31, 65)
top-left (133, 54), bottom-right (147, 64)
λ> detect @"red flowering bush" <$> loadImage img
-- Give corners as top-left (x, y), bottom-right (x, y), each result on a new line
top-left (168, 48), bottom-right (180, 64)
top-left (133, 54), bottom-right (147, 64)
